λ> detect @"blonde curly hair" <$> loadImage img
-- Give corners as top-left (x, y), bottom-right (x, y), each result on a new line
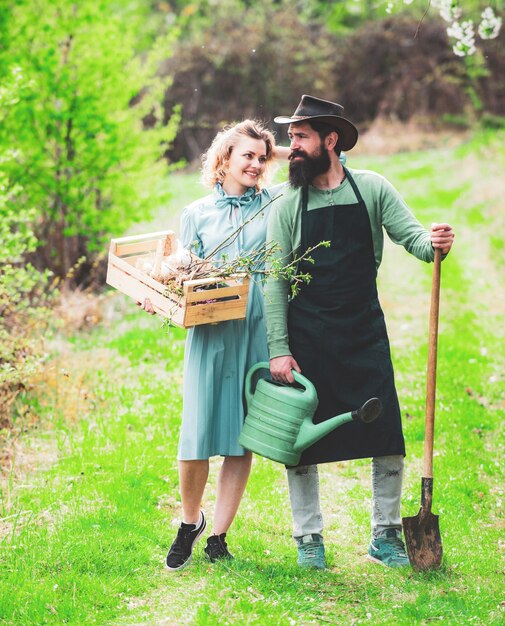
top-left (201, 120), bottom-right (276, 191)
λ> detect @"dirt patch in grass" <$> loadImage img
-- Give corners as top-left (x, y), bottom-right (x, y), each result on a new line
top-left (26, 345), bottom-right (129, 424)
top-left (113, 571), bottom-right (208, 626)
top-left (0, 339), bottom-right (130, 535)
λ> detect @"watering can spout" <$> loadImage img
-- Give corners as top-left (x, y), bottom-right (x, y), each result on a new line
top-left (294, 397), bottom-right (382, 453)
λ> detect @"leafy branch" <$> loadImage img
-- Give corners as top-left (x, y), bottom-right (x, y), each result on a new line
top-left (160, 238), bottom-right (330, 302)
top-left (150, 192), bottom-right (330, 315)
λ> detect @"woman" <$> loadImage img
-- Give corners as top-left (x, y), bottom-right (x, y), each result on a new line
top-left (147, 120), bottom-right (283, 571)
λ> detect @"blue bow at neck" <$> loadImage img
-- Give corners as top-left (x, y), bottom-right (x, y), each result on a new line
top-left (214, 183), bottom-right (256, 211)
top-left (213, 183), bottom-right (259, 255)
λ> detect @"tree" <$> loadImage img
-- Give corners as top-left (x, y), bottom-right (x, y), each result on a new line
top-left (0, 0), bottom-right (179, 283)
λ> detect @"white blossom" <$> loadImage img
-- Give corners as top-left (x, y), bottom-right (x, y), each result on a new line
top-left (447, 19), bottom-right (476, 56)
top-left (432, 0), bottom-right (463, 23)
top-left (478, 7), bottom-right (502, 39)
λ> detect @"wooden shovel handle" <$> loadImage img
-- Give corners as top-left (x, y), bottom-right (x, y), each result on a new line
top-left (424, 247), bottom-right (442, 478)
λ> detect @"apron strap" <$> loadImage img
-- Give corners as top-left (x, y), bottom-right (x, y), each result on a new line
top-left (343, 167), bottom-right (365, 206)
top-left (301, 185), bottom-right (309, 252)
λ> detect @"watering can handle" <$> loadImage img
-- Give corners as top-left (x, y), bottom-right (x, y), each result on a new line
top-left (291, 369), bottom-right (317, 394)
top-left (245, 362), bottom-right (271, 408)
top-left (245, 361), bottom-right (316, 408)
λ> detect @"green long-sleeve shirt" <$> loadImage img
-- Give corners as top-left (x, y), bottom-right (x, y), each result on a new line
top-left (265, 168), bottom-right (436, 359)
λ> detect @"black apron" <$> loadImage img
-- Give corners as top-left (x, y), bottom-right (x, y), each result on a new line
top-left (287, 168), bottom-right (405, 466)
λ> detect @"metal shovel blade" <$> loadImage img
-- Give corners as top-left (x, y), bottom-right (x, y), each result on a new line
top-left (402, 477), bottom-right (442, 571)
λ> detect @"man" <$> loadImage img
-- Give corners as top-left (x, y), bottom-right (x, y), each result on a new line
top-left (265, 95), bottom-right (454, 569)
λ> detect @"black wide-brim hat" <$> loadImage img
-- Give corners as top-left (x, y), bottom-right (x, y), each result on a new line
top-left (274, 94), bottom-right (358, 151)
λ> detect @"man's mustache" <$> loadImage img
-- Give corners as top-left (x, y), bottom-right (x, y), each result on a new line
top-left (289, 150), bottom-right (308, 161)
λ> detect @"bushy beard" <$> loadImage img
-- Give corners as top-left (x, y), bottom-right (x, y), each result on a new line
top-left (288, 147), bottom-right (331, 188)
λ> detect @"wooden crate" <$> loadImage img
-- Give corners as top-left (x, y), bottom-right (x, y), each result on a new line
top-left (106, 230), bottom-right (250, 328)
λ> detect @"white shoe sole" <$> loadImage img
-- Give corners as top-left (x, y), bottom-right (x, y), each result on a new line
top-left (367, 553), bottom-right (409, 568)
top-left (367, 553), bottom-right (387, 566)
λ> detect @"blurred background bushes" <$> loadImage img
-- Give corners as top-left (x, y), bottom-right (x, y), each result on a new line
top-left (161, 1), bottom-right (505, 160)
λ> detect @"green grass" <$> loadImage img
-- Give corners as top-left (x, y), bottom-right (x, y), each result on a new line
top-left (1, 131), bottom-right (504, 625)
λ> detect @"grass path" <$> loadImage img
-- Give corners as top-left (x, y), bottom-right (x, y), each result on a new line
top-left (1, 132), bottom-right (504, 625)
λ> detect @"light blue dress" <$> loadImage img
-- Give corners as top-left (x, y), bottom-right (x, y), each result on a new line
top-left (178, 183), bottom-right (280, 460)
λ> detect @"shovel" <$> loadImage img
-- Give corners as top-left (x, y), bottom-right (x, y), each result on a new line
top-left (403, 247), bottom-right (443, 571)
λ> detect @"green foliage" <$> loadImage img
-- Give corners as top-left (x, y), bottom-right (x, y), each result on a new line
top-left (0, 0), bottom-right (181, 418)
top-left (480, 112), bottom-right (505, 128)
top-left (0, 174), bottom-right (49, 402)
top-left (0, 70), bottom-right (53, 420)
top-left (298, 0), bottom-right (394, 29)
top-left (0, 0), bottom-right (179, 280)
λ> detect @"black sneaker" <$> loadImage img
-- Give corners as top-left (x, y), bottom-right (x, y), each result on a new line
top-left (166, 511), bottom-right (206, 571)
top-left (204, 533), bottom-right (234, 563)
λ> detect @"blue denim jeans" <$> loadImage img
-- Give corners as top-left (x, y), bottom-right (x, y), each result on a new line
top-left (286, 455), bottom-right (404, 541)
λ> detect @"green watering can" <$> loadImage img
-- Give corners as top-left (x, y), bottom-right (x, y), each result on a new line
top-left (239, 362), bottom-right (382, 466)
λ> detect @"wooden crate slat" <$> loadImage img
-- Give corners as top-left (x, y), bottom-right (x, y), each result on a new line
top-left (109, 253), bottom-right (184, 298)
top-left (185, 297), bottom-right (248, 317)
top-left (184, 300), bottom-right (248, 325)
top-left (183, 274), bottom-right (247, 288)
top-left (114, 240), bottom-right (161, 257)
top-left (106, 264), bottom-right (184, 325)
top-left (107, 262), bottom-right (183, 309)
top-left (111, 229), bottom-right (176, 245)
top-left (185, 283), bottom-right (249, 304)
top-left (114, 231), bottom-right (176, 257)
